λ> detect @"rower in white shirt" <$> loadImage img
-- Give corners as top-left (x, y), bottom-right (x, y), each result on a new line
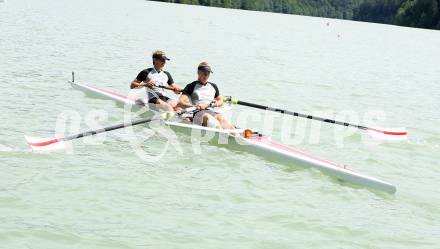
top-left (130, 50), bottom-right (181, 112)
top-left (178, 62), bottom-right (234, 129)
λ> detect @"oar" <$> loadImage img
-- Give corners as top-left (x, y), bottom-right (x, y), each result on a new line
top-left (156, 85), bottom-right (182, 93)
top-left (25, 117), bottom-right (157, 152)
top-left (25, 105), bottom-right (200, 152)
top-left (223, 96), bottom-right (407, 141)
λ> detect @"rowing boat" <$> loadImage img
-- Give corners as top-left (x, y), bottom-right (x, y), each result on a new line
top-left (66, 81), bottom-right (396, 194)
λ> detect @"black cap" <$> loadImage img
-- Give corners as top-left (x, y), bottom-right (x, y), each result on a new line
top-left (153, 54), bottom-right (170, 61)
top-left (198, 65), bottom-right (213, 73)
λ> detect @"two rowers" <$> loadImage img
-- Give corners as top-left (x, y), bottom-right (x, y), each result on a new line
top-left (131, 50), bottom-right (234, 129)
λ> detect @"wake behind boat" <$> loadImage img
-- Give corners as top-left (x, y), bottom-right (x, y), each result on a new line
top-left (25, 76), bottom-right (397, 194)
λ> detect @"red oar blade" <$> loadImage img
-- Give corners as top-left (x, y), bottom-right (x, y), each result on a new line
top-left (367, 127), bottom-right (408, 141)
top-left (25, 136), bottom-right (66, 152)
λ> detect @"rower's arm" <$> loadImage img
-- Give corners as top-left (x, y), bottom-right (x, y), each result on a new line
top-left (131, 78), bottom-right (154, 89)
top-left (130, 79), bottom-right (143, 89)
top-left (168, 83), bottom-right (182, 93)
top-left (212, 95), bottom-right (223, 107)
top-left (178, 94), bottom-right (193, 108)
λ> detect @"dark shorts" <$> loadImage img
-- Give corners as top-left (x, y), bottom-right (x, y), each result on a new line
top-left (148, 95), bottom-right (170, 104)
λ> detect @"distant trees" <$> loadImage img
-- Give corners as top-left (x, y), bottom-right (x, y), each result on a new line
top-left (153, 0), bottom-right (440, 30)
top-left (354, 0), bottom-right (404, 24)
top-left (395, 0), bottom-right (440, 29)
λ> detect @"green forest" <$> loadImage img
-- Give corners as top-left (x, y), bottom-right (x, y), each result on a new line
top-left (153, 0), bottom-right (440, 30)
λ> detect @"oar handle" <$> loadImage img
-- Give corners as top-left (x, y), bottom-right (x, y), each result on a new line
top-left (176, 107), bottom-right (197, 115)
top-left (223, 96), bottom-right (368, 130)
top-left (157, 85), bottom-right (182, 93)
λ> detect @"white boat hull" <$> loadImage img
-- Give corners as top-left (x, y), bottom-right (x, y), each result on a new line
top-left (70, 81), bottom-right (397, 193)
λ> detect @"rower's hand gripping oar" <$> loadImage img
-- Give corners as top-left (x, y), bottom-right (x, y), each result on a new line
top-left (223, 96), bottom-right (407, 141)
top-left (25, 117), bottom-right (156, 152)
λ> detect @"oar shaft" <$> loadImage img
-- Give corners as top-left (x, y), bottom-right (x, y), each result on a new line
top-left (157, 85), bottom-right (182, 92)
top-left (235, 100), bottom-right (368, 130)
top-left (63, 118), bottom-right (155, 141)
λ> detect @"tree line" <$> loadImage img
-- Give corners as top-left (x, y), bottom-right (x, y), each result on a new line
top-left (153, 0), bottom-right (440, 30)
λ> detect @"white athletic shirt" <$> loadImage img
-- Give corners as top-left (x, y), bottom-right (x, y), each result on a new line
top-left (135, 67), bottom-right (174, 99)
top-left (182, 81), bottom-right (220, 105)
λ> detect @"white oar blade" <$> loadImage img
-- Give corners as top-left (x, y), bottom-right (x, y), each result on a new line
top-left (24, 135), bottom-right (66, 152)
top-left (367, 127), bottom-right (408, 141)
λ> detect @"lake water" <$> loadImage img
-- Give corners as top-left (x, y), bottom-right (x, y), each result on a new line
top-left (1, 0), bottom-right (440, 248)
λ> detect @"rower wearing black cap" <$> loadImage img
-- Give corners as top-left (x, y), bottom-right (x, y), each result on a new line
top-left (130, 50), bottom-right (181, 112)
top-left (178, 62), bottom-right (235, 129)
